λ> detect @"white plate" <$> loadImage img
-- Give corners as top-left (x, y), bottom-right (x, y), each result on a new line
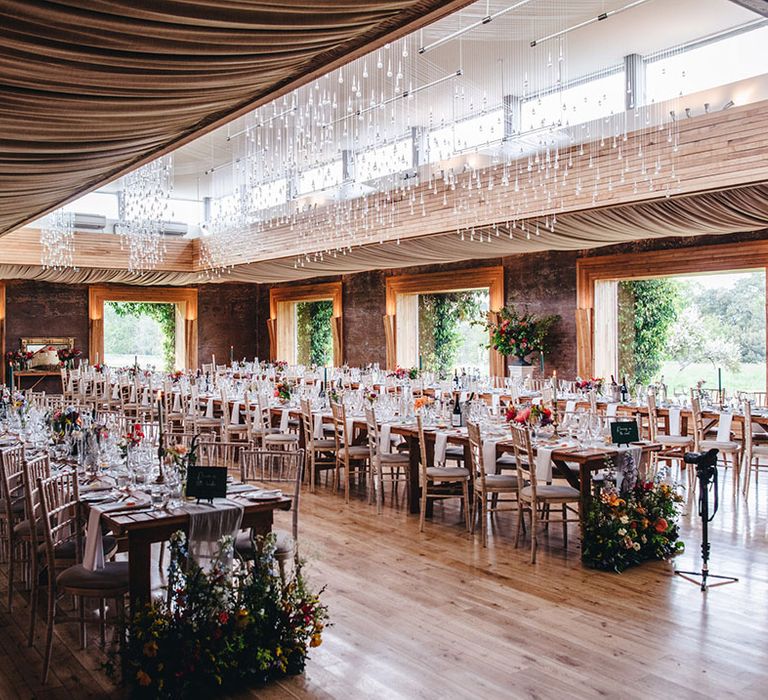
top-left (245, 490), bottom-right (283, 501)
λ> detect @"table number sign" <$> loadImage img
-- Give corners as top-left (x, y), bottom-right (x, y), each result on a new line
top-left (186, 466), bottom-right (228, 502)
top-left (610, 420), bottom-right (639, 447)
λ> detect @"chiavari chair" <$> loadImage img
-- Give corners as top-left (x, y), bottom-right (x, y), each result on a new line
top-left (416, 415), bottom-right (470, 533)
top-left (365, 406), bottom-right (409, 513)
top-left (510, 423), bottom-right (580, 564)
top-left (467, 422), bottom-right (518, 547)
top-left (300, 398), bottom-right (336, 493)
top-left (741, 400), bottom-right (768, 497)
top-left (1, 444), bottom-right (28, 609)
top-left (691, 394), bottom-right (742, 487)
top-left (330, 401), bottom-right (369, 503)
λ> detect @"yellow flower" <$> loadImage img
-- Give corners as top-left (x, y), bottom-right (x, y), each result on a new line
top-left (310, 633), bottom-right (323, 648)
top-left (136, 670), bottom-right (152, 687)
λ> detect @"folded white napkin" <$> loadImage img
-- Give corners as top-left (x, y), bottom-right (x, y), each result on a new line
top-left (112, 384), bottom-right (120, 400)
top-left (668, 407), bottom-right (681, 436)
top-left (313, 412), bottom-right (324, 440)
top-left (231, 401), bottom-right (241, 425)
top-left (716, 412), bottom-right (733, 442)
top-left (84, 499), bottom-right (149, 571)
top-left (129, 385), bottom-right (136, 403)
top-left (535, 446), bottom-right (554, 483)
top-left (491, 393), bottom-right (500, 411)
top-left (206, 397), bottom-right (215, 418)
top-left (434, 432), bottom-right (448, 464)
top-left (380, 423), bottom-right (392, 454)
top-left (607, 403), bottom-right (618, 417)
top-left (172, 393), bottom-right (182, 412)
top-left (280, 408), bottom-right (290, 432)
top-left (483, 438), bottom-right (499, 475)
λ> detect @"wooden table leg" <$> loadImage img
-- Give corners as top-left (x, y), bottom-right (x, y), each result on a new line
top-left (127, 533), bottom-right (152, 612)
top-left (408, 435), bottom-right (420, 514)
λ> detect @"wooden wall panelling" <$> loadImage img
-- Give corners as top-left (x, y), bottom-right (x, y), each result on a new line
top-left (383, 315), bottom-right (396, 370)
top-left (89, 285), bottom-right (198, 370)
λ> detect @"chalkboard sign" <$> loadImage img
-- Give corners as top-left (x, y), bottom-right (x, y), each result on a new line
top-left (611, 420), bottom-right (639, 447)
top-left (186, 466), bottom-right (228, 502)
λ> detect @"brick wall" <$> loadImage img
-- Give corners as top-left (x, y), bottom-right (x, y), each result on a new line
top-left (197, 282), bottom-right (262, 365)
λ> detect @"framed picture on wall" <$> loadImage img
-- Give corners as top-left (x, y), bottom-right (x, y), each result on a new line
top-left (20, 336), bottom-right (75, 353)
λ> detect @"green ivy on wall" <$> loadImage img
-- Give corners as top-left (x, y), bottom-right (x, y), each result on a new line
top-left (108, 301), bottom-right (177, 371)
top-left (296, 300), bottom-right (333, 366)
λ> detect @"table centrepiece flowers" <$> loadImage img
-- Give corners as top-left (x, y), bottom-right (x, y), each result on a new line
top-left (485, 304), bottom-right (559, 366)
top-left (505, 404), bottom-right (553, 427)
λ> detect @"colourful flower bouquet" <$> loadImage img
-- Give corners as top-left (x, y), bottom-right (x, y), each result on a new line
top-left (168, 370), bottom-right (184, 382)
top-left (5, 349), bottom-right (33, 369)
top-left (582, 481), bottom-right (684, 572)
top-left (57, 347), bottom-right (82, 366)
top-left (92, 362), bottom-right (107, 373)
top-left (414, 395), bottom-right (433, 412)
top-left (388, 366), bottom-right (419, 380)
top-left (274, 381), bottom-right (293, 402)
top-left (365, 390), bottom-right (378, 405)
top-left (575, 376), bottom-right (603, 393)
top-left (485, 305), bottom-right (559, 364)
top-left (505, 404), bottom-right (553, 427)
top-left (109, 532), bottom-right (329, 698)
top-left (48, 406), bottom-right (82, 438)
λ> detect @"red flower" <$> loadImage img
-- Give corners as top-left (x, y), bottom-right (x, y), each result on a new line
top-left (218, 611), bottom-right (229, 625)
top-left (654, 518), bottom-right (668, 533)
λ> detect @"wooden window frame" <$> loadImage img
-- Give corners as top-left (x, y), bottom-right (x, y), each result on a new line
top-left (89, 285), bottom-right (198, 370)
top-left (0, 282), bottom-right (5, 384)
top-left (268, 282), bottom-right (343, 366)
top-left (576, 241), bottom-right (768, 388)
top-left (384, 266), bottom-right (505, 374)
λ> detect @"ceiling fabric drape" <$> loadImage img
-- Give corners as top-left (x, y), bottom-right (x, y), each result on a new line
top-left (0, 0), bottom-right (468, 236)
top-left (0, 184), bottom-right (766, 285)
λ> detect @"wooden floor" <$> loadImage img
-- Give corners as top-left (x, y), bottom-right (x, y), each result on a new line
top-left (2, 467), bottom-right (767, 699)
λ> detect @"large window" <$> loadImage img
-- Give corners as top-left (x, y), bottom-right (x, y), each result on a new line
top-left (104, 301), bottom-right (178, 371)
top-left (646, 25), bottom-right (768, 104)
top-left (386, 267), bottom-right (504, 376)
top-left (296, 300), bottom-right (333, 366)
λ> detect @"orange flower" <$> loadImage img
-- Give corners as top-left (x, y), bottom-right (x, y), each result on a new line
top-left (414, 396), bottom-right (432, 411)
top-left (136, 670), bottom-right (152, 687)
top-left (310, 633), bottom-right (323, 648)
top-left (143, 641), bottom-right (158, 658)
top-left (654, 518), bottom-right (668, 533)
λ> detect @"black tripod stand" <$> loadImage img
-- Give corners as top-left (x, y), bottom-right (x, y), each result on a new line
top-left (675, 448), bottom-right (738, 591)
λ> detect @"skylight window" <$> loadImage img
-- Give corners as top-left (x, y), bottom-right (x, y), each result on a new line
top-left (62, 191), bottom-right (119, 219)
top-left (646, 25), bottom-right (768, 103)
top-left (297, 160), bottom-right (343, 195)
top-left (355, 139), bottom-right (412, 182)
top-left (428, 109), bottom-right (504, 162)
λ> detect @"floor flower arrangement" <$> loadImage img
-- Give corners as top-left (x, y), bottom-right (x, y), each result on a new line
top-left (582, 480), bottom-right (685, 572)
top-left (109, 532), bottom-right (328, 698)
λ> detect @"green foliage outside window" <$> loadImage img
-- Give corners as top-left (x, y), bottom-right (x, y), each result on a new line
top-left (618, 279), bottom-right (680, 384)
top-left (107, 301), bottom-right (176, 371)
top-left (418, 291), bottom-right (485, 377)
top-left (296, 300), bottom-right (333, 366)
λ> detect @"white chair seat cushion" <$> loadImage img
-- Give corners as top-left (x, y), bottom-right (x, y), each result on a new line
top-left (496, 454), bottom-right (517, 466)
top-left (338, 446), bottom-right (369, 459)
top-left (264, 433), bottom-right (299, 444)
top-left (752, 444), bottom-right (768, 456)
top-left (657, 435), bottom-right (694, 446)
top-left (311, 438), bottom-right (336, 449)
top-left (478, 474), bottom-right (518, 489)
top-left (445, 446), bottom-right (465, 458)
top-left (235, 528), bottom-right (294, 558)
top-left (427, 466), bottom-right (469, 480)
top-left (700, 439), bottom-right (740, 452)
top-left (57, 561), bottom-right (129, 592)
top-left (381, 452), bottom-right (409, 465)
top-left (522, 484), bottom-right (579, 499)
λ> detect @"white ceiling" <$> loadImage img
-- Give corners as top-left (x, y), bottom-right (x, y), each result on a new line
top-left (99, 0), bottom-right (759, 203)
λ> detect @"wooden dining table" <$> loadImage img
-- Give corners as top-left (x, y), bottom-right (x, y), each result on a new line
top-left (99, 494), bottom-right (291, 608)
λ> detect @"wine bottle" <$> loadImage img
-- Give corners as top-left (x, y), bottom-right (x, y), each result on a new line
top-left (453, 369), bottom-right (459, 389)
top-left (451, 395), bottom-right (462, 427)
top-left (620, 375), bottom-right (628, 402)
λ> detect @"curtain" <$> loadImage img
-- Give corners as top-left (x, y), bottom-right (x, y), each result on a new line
top-left (593, 280), bottom-right (619, 381)
top-left (395, 293), bottom-right (418, 368)
top-left (0, 184), bottom-right (766, 285)
top-left (0, 0), bottom-right (465, 236)
top-left (275, 301), bottom-right (297, 364)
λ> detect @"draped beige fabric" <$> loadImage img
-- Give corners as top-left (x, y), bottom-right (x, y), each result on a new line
top-left (0, 183), bottom-right (766, 285)
top-left (0, 0), bottom-right (468, 236)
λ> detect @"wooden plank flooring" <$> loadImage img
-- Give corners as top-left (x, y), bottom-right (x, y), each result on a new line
top-left (1, 468), bottom-right (767, 699)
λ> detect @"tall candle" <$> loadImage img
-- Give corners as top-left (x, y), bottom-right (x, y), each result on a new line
top-left (230, 345), bottom-right (234, 364)
top-left (212, 354), bottom-right (216, 367)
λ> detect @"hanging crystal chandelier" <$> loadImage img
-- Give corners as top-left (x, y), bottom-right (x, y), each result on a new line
top-left (117, 155), bottom-right (174, 273)
top-left (40, 208), bottom-right (76, 270)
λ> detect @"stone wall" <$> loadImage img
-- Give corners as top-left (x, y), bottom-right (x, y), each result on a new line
top-left (197, 282), bottom-right (262, 365)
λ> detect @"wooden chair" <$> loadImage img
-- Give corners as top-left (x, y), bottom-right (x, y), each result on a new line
top-left (365, 406), bottom-right (409, 513)
top-left (691, 395), bottom-right (742, 487)
top-left (236, 449), bottom-right (304, 580)
top-left (222, 390), bottom-right (255, 444)
top-left (37, 471), bottom-right (128, 683)
top-left (467, 422), bottom-right (518, 547)
top-left (647, 390), bottom-right (694, 486)
top-left (509, 423), bottom-right (580, 563)
top-left (330, 401), bottom-right (369, 503)
top-left (300, 398), bottom-right (336, 493)
top-left (416, 415), bottom-right (470, 533)
top-left (1, 444), bottom-right (27, 610)
top-left (257, 393), bottom-right (300, 451)
top-left (741, 400), bottom-right (768, 497)
top-left (197, 440), bottom-right (243, 473)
